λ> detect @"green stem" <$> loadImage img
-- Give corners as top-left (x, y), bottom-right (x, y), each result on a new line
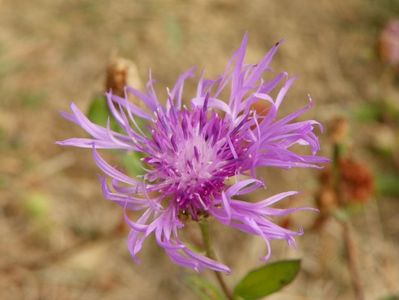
top-left (199, 220), bottom-right (234, 300)
top-left (332, 143), bottom-right (343, 205)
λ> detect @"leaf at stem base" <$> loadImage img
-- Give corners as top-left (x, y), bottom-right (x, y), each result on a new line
top-left (233, 259), bottom-right (301, 300)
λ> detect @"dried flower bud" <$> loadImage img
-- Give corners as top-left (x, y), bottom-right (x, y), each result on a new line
top-left (319, 167), bottom-right (332, 186)
top-left (250, 100), bottom-right (270, 117)
top-left (328, 117), bottom-right (348, 144)
top-left (379, 20), bottom-right (399, 68)
top-left (278, 216), bottom-right (292, 229)
top-left (313, 187), bottom-right (338, 228)
top-left (317, 187), bottom-right (337, 211)
top-left (105, 55), bottom-right (142, 97)
top-left (316, 157), bottom-right (373, 215)
top-left (339, 158), bottom-right (374, 203)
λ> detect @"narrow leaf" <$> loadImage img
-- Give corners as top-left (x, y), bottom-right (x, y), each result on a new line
top-left (121, 152), bottom-right (145, 177)
top-left (87, 95), bottom-right (109, 126)
top-left (87, 95), bottom-right (121, 132)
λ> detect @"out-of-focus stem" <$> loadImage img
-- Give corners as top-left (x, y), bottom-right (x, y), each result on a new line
top-left (199, 220), bottom-right (234, 300)
top-left (332, 143), bottom-right (365, 300)
top-left (341, 221), bottom-right (365, 300)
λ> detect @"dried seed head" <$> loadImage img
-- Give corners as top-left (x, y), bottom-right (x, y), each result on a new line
top-left (328, 116), bottom-right (348, 144)
top-left (339, 158), bottom-right (374, 203)
top-left (105, 55), bottom-right (142, 97)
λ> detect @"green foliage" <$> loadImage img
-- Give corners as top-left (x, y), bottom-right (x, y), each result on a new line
top-left (0, 42), bottom-right (18, 81)
top-left (333, 207), bottom-right (352, 222)
top-left (165, 15), bottom-right (182, 51)
top-left (23, 193), bottom-right (50, 220)
top-left (87, 95), bottom-right (113, 127)
top-left (355, 101), bottom-right (399, 125)
top-left (121, 152), bottom-right (145, 177)
top-left (87, 95), bottom-right (149, 177)
top-left (233, 259), bottom-right (301, 300)
top-left (376, 173), bottom-right (399, 197)
top-left (20, 91), bottom-right (47, 109)
top-left (355, 102), bottom-right (383, 123)
top-left (0, 175), bottom-right (7, 189)
top-left (378, 295), bottom-right (399, 300)
top-left (184, 274), bottom-right (225, 300)
top-left (87, 95), bottom-right (148, 135)
top-left (87, 95), bottom-right (123, 132)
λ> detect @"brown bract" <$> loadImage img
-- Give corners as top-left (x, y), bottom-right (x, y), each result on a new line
top-left (250, 100), bottom-right (270, 117)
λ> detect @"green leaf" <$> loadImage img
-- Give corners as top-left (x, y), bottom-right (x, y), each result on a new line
top-left (184, 274), bottom-right (225, 300)
top-left (87, 95), bottom-right (148, 135)
top-left (87, 95), bottom-right (110, 127)
top-left (121, 152), bottom-right (145, 177)
top-left (87, 95), bottom-right (121, 132)
top-left (378, 295), bottom-right (399, 300)
top-left (233, 259), bottom-right (301, 300)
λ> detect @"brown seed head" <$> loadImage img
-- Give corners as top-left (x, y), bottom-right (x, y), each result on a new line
top-left (339, 158), bottom-right (374, 203)
top-left (328, 117), bottom-right (348, 144)
top-left (105, 55), bottom-right (142, 97)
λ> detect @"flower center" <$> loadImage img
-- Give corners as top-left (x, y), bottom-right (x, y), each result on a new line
top-left (143, 106), bottom-right (252, 219)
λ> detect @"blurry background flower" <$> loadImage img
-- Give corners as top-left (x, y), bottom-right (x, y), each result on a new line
top-left (379, 19), bottom-right (399, 69)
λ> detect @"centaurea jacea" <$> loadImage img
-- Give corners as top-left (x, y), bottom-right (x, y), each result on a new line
top-left (58, 35), bottom-right (327, 273)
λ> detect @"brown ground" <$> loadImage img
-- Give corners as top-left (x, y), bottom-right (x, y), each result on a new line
top-left (1, 1), bottom-right (399, 299)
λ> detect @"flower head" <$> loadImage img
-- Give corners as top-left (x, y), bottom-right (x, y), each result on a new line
top-left (58, 35), bottom-right (327, 273)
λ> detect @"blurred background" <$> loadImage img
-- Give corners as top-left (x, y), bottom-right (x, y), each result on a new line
top-left (1, 0), bottom-right (399, 299)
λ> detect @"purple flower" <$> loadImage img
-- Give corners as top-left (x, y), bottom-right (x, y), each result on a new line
top-left (57, 35), bottom-right (327, 273)
top-left (379, 19), bottom-right (399, 67)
